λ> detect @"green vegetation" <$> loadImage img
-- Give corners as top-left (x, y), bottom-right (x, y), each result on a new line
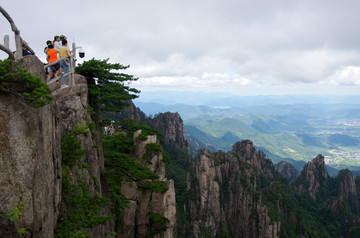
top-left (118, 118), bottom-right (163, 141)
top-left (328, 133), bottom-right (359, 146)
top-left (75, 58), bottom-right (172, 235)
top-left (102, 119), bottom-right (168, 231)
top-left (0, 59), bottom-right (53, 107)
top-left (143, 143), bottom-right (162, 162)
top-left (163, 142), bottom-right (196, 238)
top-left (139, 181), bottom-right (168, 193)
top-left (72, 123), bottom-right (90, 136)
top-left (55, 174), bottom-right (109, 238)
top-left (146, 213), bottom-right (170, 238)
top-left (6, 202), bottom-right (24, 223)
top-left (56, 133), bottom-right (109, 237)
top-left (75, 58), bottom-right (140, 113)
top-left (60, 134), bottom-right (86, 167)
top-left (184, 112), bottom-right (360, 168)
top-left (6, 202), bottom-right (26, 234)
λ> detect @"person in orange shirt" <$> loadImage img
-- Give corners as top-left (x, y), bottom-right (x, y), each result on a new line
top-left (47, 44), bottom-right (60, 79)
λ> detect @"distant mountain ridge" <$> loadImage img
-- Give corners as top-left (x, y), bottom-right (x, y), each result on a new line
top-left (136, 92), bottom-right (360, 108)
top-left (123, 99), bottom-right (360, 237)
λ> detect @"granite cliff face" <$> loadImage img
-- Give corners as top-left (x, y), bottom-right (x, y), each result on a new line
top-left (52, 74), bottom-right (110, 237)
top-left (295, 155), bottom-right (329, 201)
top-left (148, 112), bottom-right (187, 151)
top-left (119, 132), bottom-right (176, 237)
top-left (0, 56), bottom-right (176, 237)
top-left (293, 155), bottom-right (360, 235)
top-left (0, 56), bottom-right (110, 237)
top-left (147, 111), bottom-right (360, 237)
top-left (275, 161), bottom-right (300, 182)
top-left (0, 56), bottom-right (62, 237)
top-left (336, 169), bottom-right (357, 199)
top-left (182, 141), bottom-right (281, 238)
top-left (293, 155), bottom-right (358, 205)
top-left (144, 110), bottom-right (285, 237)
top-left (293, 154), bottom-right (358, 202)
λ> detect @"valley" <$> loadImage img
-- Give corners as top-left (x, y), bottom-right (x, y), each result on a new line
top-left (135, 95), bottom-right (360, 171)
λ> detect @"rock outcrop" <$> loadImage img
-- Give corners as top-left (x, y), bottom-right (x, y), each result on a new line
top-left (148, 112), bottom-right (188, 152)
top-left (182, 140), bottom-right (281, 238)
top-left (275, 161), bottom-right (300, 182)
top-left (52, 74), bottom-right (111, 237)
top-left (336, 169), bottom-right (357, 200)
top-left (148, 112), bottom-right (192, 168)
top-left (295, 155), bottom-right (328, 200)
top-left (119, 133), bottom-right (176, 237)
top-left (0, 56), bottom-right (62, 237)
top-left (0, 56), bottom-right (110, 237)
top-left (0, 56), bottom-right (176, 237)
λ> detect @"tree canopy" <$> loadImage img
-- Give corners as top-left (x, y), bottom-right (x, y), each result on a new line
top-left (0, 59), bottom-right (53, 107)
top-left (75, 58), bottom-right (140, 112)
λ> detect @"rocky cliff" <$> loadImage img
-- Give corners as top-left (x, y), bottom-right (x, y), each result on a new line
top-left (181, 140), bottom-right (282, 238)
top-left (0, 56), bottom-right (176, 237)
top-left (293, 155), bottom-right (360, 236)
top-left (295, 155), bottom-right (329, 201)
top-left (119, 131), bottom-right (176, 237)
top-left (0, 56), bottom-right (62, 237)
top-left (293, 154), bottom-right (358, 202)
top-left (146, 109), bottom-right (360, 237)
top-left (275, 161), bottom-right (300, 182)
top-left (5, 56), bottom-right (360, 237)
top-left (0, 56), bottom-right (111, 237)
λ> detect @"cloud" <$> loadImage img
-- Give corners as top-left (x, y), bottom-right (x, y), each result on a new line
top-left (1, 0), bottom-right (360, 95)
top-left (329, 66), bottom-right (360, 86)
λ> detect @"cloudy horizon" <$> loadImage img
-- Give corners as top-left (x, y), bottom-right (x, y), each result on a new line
top-left (1, 0), bottom-right (360, 98)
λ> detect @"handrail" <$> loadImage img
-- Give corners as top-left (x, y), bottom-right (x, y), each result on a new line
top-left (0, 6), bottom-right (35, 59)
top-left (44, 55), bottom-right (68, 68)
top-left (44, 54), bottom-right (75, 87)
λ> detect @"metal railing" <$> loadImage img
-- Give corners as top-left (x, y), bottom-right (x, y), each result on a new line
top-left (45, 42), bottom-right (84, 88)
top-left (44, 55), bottom-right (75, 86)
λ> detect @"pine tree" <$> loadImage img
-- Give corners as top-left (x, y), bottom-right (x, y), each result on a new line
top-left (75, 58), bottom-right (140, 113)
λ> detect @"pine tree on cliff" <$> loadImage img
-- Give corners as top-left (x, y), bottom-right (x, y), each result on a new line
top-left (75, 58), bottom-right (140, 114)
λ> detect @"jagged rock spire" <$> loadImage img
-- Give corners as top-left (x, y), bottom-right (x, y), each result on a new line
top-left (295, 155), bottom-right (329, 200)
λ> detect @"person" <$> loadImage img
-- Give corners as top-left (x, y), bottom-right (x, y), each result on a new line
top-left (22, 44), bottom-right (31, 56)
top-left (59, 39), bottom-right (74, 87)
top-left (47, 44), bottom-right (60, 79)
top-left (44, 41), bottom-right (52, 78)
top-left (53, 36), bottom-right (63, 74)
top-left (53, 36), bottom-right (62, 53)
top-left (44, 40), bottom-right (52, 55)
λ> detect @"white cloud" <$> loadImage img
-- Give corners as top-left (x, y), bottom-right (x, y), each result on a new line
top-left (1, 0), bottom-right (360, 96)
top-left (329, 66), bottom-right (360, 86)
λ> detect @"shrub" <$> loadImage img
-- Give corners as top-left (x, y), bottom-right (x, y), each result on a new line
top-left (140, 181), bottom-right (168, 193)
top-left (0, 59), bottom-right (53, 107)
top-left (61, 135), bottom-right (86, 167)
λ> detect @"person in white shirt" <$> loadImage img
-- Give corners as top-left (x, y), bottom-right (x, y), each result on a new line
top-left (53, 35), bottom-right (62, 53)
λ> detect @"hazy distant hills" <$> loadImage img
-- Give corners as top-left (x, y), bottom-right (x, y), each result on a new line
top-left (135, 91), bottom-right (360, 108)
top-left (134, 96), bottom-right (360, 120)
top-left (134, 94), bottom-right (360, 171)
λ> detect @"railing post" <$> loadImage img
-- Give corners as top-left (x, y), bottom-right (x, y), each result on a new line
top-left (71, 42), bottom-right (77, 86)
top-left (0, 6), bottom-right (35, 59)
top-left (14, 33), bottom-right (22, 59)
top-left (71, 56), bottom-right (74, 85)
top-left (4, 35), bottom-right (9, 49)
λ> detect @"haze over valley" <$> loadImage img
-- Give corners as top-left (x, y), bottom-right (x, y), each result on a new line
top-left (135, 93), bottom-right (360, 172)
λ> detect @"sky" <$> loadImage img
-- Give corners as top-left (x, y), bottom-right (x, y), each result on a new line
top-left (1, 0), bottom-right (360, 98)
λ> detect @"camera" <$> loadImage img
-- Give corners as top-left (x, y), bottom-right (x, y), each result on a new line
top-left (78, 48), bottom-right (85, 58)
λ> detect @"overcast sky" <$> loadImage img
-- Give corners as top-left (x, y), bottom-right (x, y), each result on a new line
top-left (1, 0), bottom-right (360, 97)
